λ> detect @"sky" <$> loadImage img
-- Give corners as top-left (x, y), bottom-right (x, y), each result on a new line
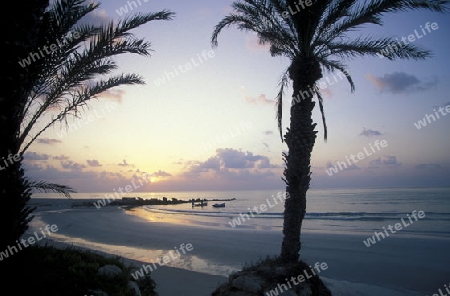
top-left (23, 0), bottom-right (450, 193)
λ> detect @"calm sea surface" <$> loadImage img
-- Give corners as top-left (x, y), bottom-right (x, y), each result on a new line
top-left (31, 187), bottom-right (450, 238)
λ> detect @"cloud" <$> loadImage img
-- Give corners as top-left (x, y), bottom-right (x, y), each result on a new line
top-left (185, 148), bottom-right (280, 178)
top-left (321, 88), bottom-right (333, 98)
top-left (366, 72), bottom-right (437, 94)
top-left (86, 159), bottom-right (102, 167)
top-left (117, 159), bottom-right (131, 167)
top-left (360, 128), bottom-right (383, 137)
top-left (326, 161), bottom-right (360, 171)
top-left (433, 102), bottom-right (450, 109)
top-left (23, 152), bottom-right (50, 160)
top-left (414, 163), bottom-right (442, 169)
top-left (36, 138), bottom-right (62, 145)
top-left (22, 161), bottom-right (152, 192)
top-left (152, 170), bottom-right (172, 177)
top-left (97, 89), bottom-right (125, 103)
top-left (79, 8), bottom-right (110, 26)
top-left (263, 131), bottom-right (273, 135)
top-left (245, 94), bottom-right (274, 105)
top-left (53, 155), bottom-right (70, 160)
top-left (217, 148), bottom-right (263, 169)
top-left (369, 156), bottom-right (401, 168)
top-left (245, 34), bottom-right (270, 51)
top-left (61, 160), bottom-right (86, 171)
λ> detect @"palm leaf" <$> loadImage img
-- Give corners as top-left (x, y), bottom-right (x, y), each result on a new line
top-left (29, 180), bottom-right (76, 198)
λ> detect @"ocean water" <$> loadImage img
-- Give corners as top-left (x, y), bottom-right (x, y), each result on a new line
top-left (31, 186), bottom-right (450, 239)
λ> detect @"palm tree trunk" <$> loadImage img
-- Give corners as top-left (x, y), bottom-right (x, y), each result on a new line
top-left (280, 57), bottom-right (321, 262)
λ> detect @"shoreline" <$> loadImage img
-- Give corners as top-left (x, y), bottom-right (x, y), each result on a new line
top-left (26, 202), bottom-right (450, 295)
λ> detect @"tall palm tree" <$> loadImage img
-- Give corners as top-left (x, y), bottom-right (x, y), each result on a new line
top-left (0, 0), bottom-right (50, 263)
top-left (0, 0), bottom-right (174, 253)
top-left (212, 0), bottom-right (448, 262)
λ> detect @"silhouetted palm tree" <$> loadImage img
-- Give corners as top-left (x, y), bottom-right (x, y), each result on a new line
top-left (0, 0), bottom-right (174, 252)
top-left (212, 0), bottom-right (448, 262)
top-left (0, 0), bottom-right (50, 263)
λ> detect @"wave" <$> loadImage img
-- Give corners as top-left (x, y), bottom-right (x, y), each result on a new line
top-left (143, 207), bottom-right (450, 222)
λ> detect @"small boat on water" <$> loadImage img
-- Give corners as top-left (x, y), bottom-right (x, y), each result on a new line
top-left (192, 200), bottom-right (208, 207)
top-left (212, 203), bottom-right (225, 208)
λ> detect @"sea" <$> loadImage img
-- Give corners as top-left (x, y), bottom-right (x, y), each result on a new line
top-left (30, 186), bottom-right (450, 239)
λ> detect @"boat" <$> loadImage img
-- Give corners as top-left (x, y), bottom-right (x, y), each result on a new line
top-left (212, 203), bottom-right (225, 208)
top-left (192, 200), bottom-right (208, 207)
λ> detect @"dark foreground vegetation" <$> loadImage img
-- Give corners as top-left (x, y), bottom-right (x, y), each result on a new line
top-left (3, 245), bottom-right (157, 296)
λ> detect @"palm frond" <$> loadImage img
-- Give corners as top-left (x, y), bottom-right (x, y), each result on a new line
top-left (18, 0), bottom-right (174, 153)
top-left (318, 36), bottom-right (431, 60)
top-left (317, 59), bottom-right (355, 92)
top-left (276, 70), bottom-right (290, 142)
top-left (29, 180), bottom-right (76, 198)
top-left (314, 85), bottom-right (327, 141)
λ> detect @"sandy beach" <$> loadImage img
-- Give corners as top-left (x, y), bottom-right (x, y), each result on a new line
top-left (27, 201), bottom-right (450, 296)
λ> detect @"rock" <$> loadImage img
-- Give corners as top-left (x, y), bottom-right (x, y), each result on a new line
top-left (231, 274), bottom-right (264, 293)
top-left (98, 264), bottom-right (123, 278)
top-left (127, 281), bottom-right (142, 296)
top-left (212, 258), bottom-right (331, 296)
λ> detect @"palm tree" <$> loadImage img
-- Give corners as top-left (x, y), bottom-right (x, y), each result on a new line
top-left (0, 0), bottom-right (174, 252)
top-left (0, 0), bottom-right (50, 263)
top-left (212, 0), bottom-right (448, 263)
